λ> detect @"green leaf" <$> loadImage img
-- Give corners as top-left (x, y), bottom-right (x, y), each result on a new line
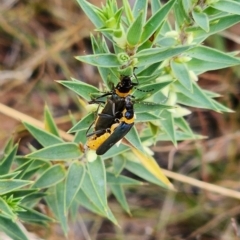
top-left (0, 179), bottom-right (32, 195)
top-left (0, 144), bottom-right (18, 175)
top-left (101, 145), bottom-right (129, 160)
top-left (27, 142), bottom-right (82, 160)
top-left (175, 81), bottom-right (218, 111)
top-left (189, 15), bottom-right (240, 44)
top-left (21, 192), bottom-right (47, 204)
top-left (65, 161), bottom-right (85, 209)
top-left (76, 54), bottom-right (121, 67)
top-left (125, 160), bottom-right (168, 187)
top-left (32, 164), bottom-right (66, 188)
top-left (174, 117), bottom-right (194, 137)
top-left (107, 172), bottom-right (142, 185)
top-left (76, 189), bottom-right (105, 216)
top-left (112, 155), bottom-right (126, 176)
top-left (123, 0), bottom-right (134, 24)
top-left (68, 112), bottom-right (95, 133)
top-left (76, 0), bottom-right (105, 28)
top-left (133, 81), bottom-right (172, 100)
top-left (0, 215), bottom-right (29, 240)
top-left (151, 0), bottom-right (162, 14)
top-left (73, 129), bottom-right (87, 144)
top-left (127, 11), bottom-right (144, 46)
top-left (110, 184), bottom-right (130, 215)
top-left (81, 169), bottom-right (106, 215)
top-left (58, 78), bottom-right (99, 101)
top-left (134, 102), bottom-right (170, 113)
top-left (186, 46), bottom-right (240, 65)
top-left (125, 126), bottom-right (144, 152)
top-left (160, 110), bottom-right (177, 146)
top-left (18, 206), bottom-right (54, 224)
top-left (187, 58), bottom-right (238, 74)
top-left (192, 10), bottom-right (209, 32)
top-left (23, 122), bottom-right (63, 147)
top-left (0, 197), bottom-right (17, 220)
top-left (171, 61), bottom-right (192, 91)
top-left (136, 45), bottom-right (191, 67)
top-left (87, 158), bottom-right (107, 207)
top-left (140, 0), bottom-right (176, 44)
top-left (45, 182), bottom-right (68, 235)
top-left (0, 172), bottom-right (21, 179)
top-left (211, 0), bottom-right (240, 15)
top-left (3, 138), bottom-right (14, 155)
top-left (135, 112), bottom-right (161, 122)
top-left (133, 0), bottom-right (148, 20)
top-left (44, 105), bottom-right (60, 137)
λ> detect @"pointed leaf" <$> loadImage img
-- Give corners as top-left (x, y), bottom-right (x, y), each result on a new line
top-left (135, 112), bottom-right (161, 122)
top-left (0, 179), bottom-right (32, 195)
top-left (0, 216), bottom-right (29, 240)
top-left (140, 0), bottom-right (176, 44)
top-left (18, 206), bottom-right (54, 224)
top-left (32, 164), bottom-right (66, 188)
top-left (113, 155), bottom-right (126, 176)
top-left (192, 10), bottom-right (209, 32)
top-left (23, 122), bottom-right (63, 147)
top-left (160, 110), bottom-right (177, 146)
top-left (27, 142), bottom-right (82, 160)
top-left (127, 11), bottom-right (144, 46)
top-left (211, 0), bottom-right (240, 15)
top-left (171, 61), bottom-right (192, 91)
top-left (58, 79), bottom-right (99, 101)
top-left (125, 126), bottom-right (144, 152)
top-left (107, 172), bottom-right (142, 185)
top-left (110, 184), bottom-right (131, 215)
top-left (0, 197), bottom-right (17, 220)
top-left (45, 182), bottom-right (68, 235)
top-left (136, 45), bottom-right (191, 67)
top-left (76, 54), bottom-right (121, 67)
top-left (68, 112), bottom-right (95, 133)
top-left (65, 161), bottom-right (85, 209)
top-left (186, 46), bottom-right (240, 65)
top-left (44, 105), bottom-right (60, 137)
top-left (133, 0), bottom-right (148, 20)
top-left (87, 158), bottom-right (107, 207)
top-left (0, 144), bottom-right (18, 175)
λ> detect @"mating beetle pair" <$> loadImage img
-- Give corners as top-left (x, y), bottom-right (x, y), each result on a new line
top-left (85, 75), bottom-right (137, 155)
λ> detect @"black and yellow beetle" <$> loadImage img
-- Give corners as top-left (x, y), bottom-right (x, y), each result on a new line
top-left (86, 96), bottom-right (134, 155)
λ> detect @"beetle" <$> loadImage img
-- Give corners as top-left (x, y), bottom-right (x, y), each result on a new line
top-left (86, 74), bottom-right (137, 138)
top-left (95, 96), bottom-right (134, 155)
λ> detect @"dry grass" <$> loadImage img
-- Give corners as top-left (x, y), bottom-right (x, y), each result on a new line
top-left (0, 1), bottom-right (240, 239)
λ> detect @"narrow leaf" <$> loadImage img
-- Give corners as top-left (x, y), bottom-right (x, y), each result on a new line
top-left (171, 61), bottom-right (192, 91)
top-left (113, 155), bottom-right (126, 176)
top-left (211, 0), bottom-right (240, 15)
top-left (160, 110), bottom-right (177, 146)
top-left (133, 0), bottom-right (148, 20)
top-left (127, 11), bottom-right (144, 46)
top-left (76, 54), bottom-right (121, 67)
top-left (0, 179), bottom-right (32, 195)
top-left (0, 197), bottom-right (17, 220)
top-left (0, 144), bottom-right (18, 175)
top-left (125, 126), bottom-right (144, 152)
top-left (107, 172), bottom-right (142, 185)
top-left (23, 122), bottom-right (63, 147)
top-left (27, 142), bottom-right (82, 160)
top-left (140, 0), bottom-right (176, 44)
top-left (192, 10), bottom-right (209, 32)
top-left (32, 164), bottom-right (66, 188)
top-left (68, 112), bottom-right (95, 133)
top-left (58, 79), bottom-right (99, 101)
top-left (0, 216), bottom-right (29, 240)
top-left (110, 184), bottom-right (131, 215)
top-left (65, 161), bottom-right (85, 209)
top-left (136, 45), bottom-right (191, 67)
top-left (44, 105), bottom-right (60, 137)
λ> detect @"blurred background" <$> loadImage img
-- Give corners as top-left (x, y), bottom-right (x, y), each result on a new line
top-left (0, 0), bottom-right (240, 239)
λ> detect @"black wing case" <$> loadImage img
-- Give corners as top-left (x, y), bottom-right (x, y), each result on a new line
top-left (96, 122), bottom-right (134, 155)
